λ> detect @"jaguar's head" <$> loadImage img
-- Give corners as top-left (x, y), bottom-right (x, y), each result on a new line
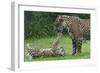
top-left (54, 15), bottom-right (64, 36)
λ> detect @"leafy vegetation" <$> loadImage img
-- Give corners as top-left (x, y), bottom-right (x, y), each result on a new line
top-left (24, 11), bottom-right (90, 39)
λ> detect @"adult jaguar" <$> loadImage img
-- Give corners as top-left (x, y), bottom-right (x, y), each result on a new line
top-left (54, 15), bottom-right (90, 55)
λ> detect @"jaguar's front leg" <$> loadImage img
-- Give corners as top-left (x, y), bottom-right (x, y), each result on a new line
top-left (76, 38), bottom-right (82, 54)
top-left (72, 38), bottom-right (82, 56)
top-left (72, 39), bottom-right (77, 55)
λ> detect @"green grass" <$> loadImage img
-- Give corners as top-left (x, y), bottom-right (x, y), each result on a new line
top-left (24, 35), bottom-right (90, 61)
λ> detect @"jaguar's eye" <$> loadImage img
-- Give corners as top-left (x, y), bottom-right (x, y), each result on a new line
top-left (59, 19), bottom-right (63, 22)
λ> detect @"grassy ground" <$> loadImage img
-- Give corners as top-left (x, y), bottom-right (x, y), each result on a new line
top-left (24, 35), bottom-right (90, 62)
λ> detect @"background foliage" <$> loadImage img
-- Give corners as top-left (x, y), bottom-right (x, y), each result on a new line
top-left (24, 11), bottom-right (90, 39)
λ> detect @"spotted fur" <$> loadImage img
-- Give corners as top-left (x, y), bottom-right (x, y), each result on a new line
top-left (54, 15), bottom-right (90, 55)
top-left (27, 47), bottom-right (65, 57)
